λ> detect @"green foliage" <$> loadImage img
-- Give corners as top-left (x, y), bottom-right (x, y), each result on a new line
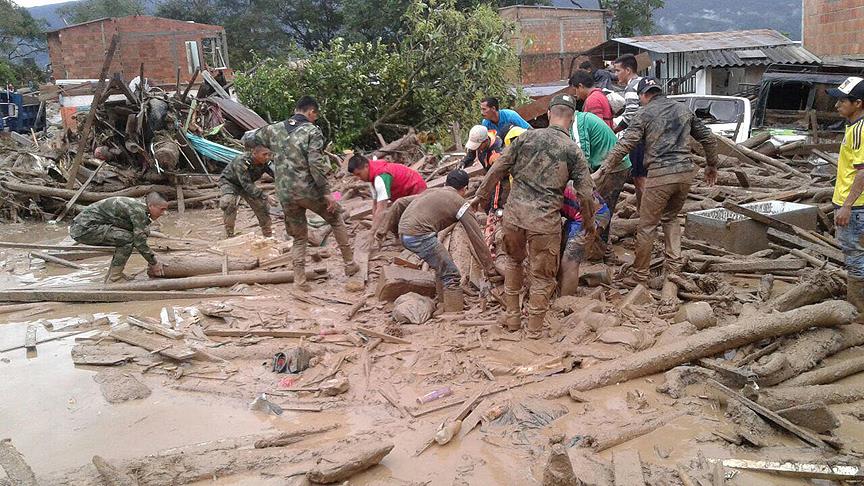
top-left (235, 0), bottom-right (522, 150)
top-left (57, 0), bottom-right (147, 25)
top-left (0, 0), bottom-right (45, 61)
top-left (600, 0), bottom-right (665, 37)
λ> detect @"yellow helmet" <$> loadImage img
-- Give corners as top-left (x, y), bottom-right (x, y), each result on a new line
top-left (503, 126), bottom-right (526, 146)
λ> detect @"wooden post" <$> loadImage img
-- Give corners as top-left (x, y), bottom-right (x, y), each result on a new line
top-left (176, 184), bottom-right (185, 215)
top-left (54, 160), bottom-right (107, 221)
top-left (65, 34), bottom-right (119, 189)
top-left (452, 122), bottom-right (463, 151)
top-left (180, 68), bottom-right (200, 103)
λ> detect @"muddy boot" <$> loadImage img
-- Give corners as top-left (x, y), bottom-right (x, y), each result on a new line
top-left (443, 287), bottom-right (464, 313)
top-left (498, 292), bottom-right (522, 331)
top-left (293, 264), bottom-right (311, 292)
top-left (104, 265), bottom-right (133, 283)
top-left (261, 224), bottom-right (272, 238)
top-left (525, 313), bottom-right (545, 340)
top-left (344, 261), bottom-right (360, 277)
top-left (848, 276), bottom-right (864, 315)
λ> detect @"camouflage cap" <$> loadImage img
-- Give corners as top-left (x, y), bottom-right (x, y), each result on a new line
top-left (548, 93), bottom-right (576, 112)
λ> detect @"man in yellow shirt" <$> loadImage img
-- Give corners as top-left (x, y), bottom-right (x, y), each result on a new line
top-left (829, 76), bottom-right (864, 311)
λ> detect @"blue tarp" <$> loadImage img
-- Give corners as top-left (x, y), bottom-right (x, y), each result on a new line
top-left (185, 132), bottom-right (242, 166)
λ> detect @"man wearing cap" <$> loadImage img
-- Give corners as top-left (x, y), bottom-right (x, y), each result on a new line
top-left (471, 94), bottom-right (595, 338)
top-left (597, 77), bottom-right (718, 289)
top-left (828, 77), bottom-right (864, 312)
top-left (384, 170), bottom-right (498, 313)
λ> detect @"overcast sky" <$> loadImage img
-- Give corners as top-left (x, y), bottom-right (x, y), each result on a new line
top-left (15, 0), bottom-right (69, 7)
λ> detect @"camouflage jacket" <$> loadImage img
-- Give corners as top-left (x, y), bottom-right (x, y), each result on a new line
top-left (257, 114), bottom-right (330, 203)
top-left (219, 153), bottom-right (273, 198)
top-left (603, 95), bottom-right (719, 178)
top-left (475, 125), bottom-right (595, 234)
top-left (71, 196), bottom-right (156, 265)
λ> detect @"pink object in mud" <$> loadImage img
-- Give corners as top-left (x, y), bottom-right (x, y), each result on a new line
top-left (416, 387), bottom-right (452, 404)
top-left (278, 376), bottom-right (299, 389)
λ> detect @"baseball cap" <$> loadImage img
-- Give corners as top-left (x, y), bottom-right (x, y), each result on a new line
top-left (828, 77), bottom-right (864, 99)
top-left (465, 125), bottom-right (491, 151)
top-left (548, 94), bottom-right (576, 111)
top-left (637, 77), bottom-right (662, 95)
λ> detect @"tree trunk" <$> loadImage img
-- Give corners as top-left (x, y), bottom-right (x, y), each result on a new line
top-left (757, 383), bottom-right (864, 410)
top-left (101, 269), bottom-right (327, 292)
top-left (150, 255), bottom-right (259, 278)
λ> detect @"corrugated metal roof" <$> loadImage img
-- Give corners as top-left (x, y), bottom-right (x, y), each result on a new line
top-left (686, 45), bottom-right (821, 68)
top-left (613, 29), bottom-right (794, 54)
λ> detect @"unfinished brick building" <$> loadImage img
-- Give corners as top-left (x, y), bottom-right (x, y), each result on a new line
top-left (499, 6), bottom-right (608, 85)
top-left (47, 16), bottom-right (229, 85)
top-left (803, 0), bottom-right (864, 60)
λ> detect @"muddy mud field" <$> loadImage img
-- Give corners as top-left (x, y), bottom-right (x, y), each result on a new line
top-left (2, 205), bottom-right (864, 486)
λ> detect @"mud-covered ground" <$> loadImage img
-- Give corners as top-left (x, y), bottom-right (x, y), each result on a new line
top-left (2, 206), bottom-right (864, 485)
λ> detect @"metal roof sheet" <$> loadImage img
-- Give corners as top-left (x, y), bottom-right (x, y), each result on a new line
top-left (613, 29), bottom-right (794, 54)
top-left (686, 45), bottom-right (821, 68)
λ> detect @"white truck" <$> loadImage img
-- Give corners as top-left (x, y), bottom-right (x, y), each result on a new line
top-left (669, 94), bottom-right (752, 143)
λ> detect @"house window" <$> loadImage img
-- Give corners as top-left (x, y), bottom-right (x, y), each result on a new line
top-left (185, 41), bottom-right (201, 74)
top-left (202, 37), bottom-right (227, 69)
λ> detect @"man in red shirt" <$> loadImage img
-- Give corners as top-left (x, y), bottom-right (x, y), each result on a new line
top-left (569, 70), bottom-right (614, 129)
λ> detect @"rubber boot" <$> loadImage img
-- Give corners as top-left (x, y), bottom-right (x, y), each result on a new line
top-left (443, 287), bottom-right (464, 313)
top-left (294, 263), bottom-right (310, 292)
top-left (104, 265), bottom-right (133, 283)
top-left (344, 261), bottom-right (360, 277)
top-left (848, 276), bottom-right (864, 315)
top-left (525, 313), bottom-right (545, 340)
top-left (498, 292), bottom-right (522, 331)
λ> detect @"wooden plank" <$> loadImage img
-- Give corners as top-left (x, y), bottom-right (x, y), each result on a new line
top-left (710, 259), bottom-right (805, 273)
top-left (356, 326), bottom-right (411, 345)
top-left (613, 450), bottom-right (646, 486)
top-left (0, 290), bottom-right (236, 303)
top-left (203, 328), bottom-right (318, 338)
top-left (1, 329), bottom-right (94, 354)
top-left (176, 184), bottom-right (185, 215)
top-left (766, 228), bottom-right (844, 264)
top-left (109, 323), bottom-right (196, 361)
top-left (65, 35), bottom-right (119, 188)
top-left (24, 325), bottom-right (37, 351)
top-left (55, 160), bottom-right (107, 221)
top-left (721, 201), bottom-right (827, 249)
top-left (0, 242), bottom-right (112, 252)
top-left (721, 458), bottom-right (864, 480)
top-left (127, 316), bottom-right (184, 340)
top-left (29, 251), bottom-right (85, 270)
top-left (707, 380), bottom-right (836, 450)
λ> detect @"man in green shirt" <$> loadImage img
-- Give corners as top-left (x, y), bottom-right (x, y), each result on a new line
top-left (571, 110), bottom-right (631, 262)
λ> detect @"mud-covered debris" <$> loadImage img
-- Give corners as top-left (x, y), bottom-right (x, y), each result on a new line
top-left (306, 441), bottom-right (394, 484)
top-left (542, 434), bottom-right (581, 486)
top-left (392, 292), bottom-right (435, 325)
top-left (93, 370), bottom-right (151, 404)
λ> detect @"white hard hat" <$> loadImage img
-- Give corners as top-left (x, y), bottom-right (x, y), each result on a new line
top-left (465, 125), bottom-right (490, 151)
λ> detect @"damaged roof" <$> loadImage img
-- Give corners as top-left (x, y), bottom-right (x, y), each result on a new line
top-left (611, 29), bottom-right (795, 54)
top-left (686, 45), bottom-right (822, 68)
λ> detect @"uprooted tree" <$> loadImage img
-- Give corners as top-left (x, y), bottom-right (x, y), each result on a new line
top-left (234, 0), bottom-right (523, 150)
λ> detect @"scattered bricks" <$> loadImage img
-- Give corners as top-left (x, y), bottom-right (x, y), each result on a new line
top-left (673, 302), bottom-right (717, 330)
top-left (375, 265), bottom-right (437, 302)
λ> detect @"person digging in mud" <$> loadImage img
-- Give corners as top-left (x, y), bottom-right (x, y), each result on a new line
top-left (385, 169), bottom-right (498, 312)
top-left (471, 94), bottom-right (595, 339)
top-left (828, 76), bottom-right (864, 313)
top-left (596, 77), bottom-right (718, 290)
top-left (347, 153), bottom-right (427, 245)
top-left (218, 132), bottom-right (274, 238)
top-left (558, 184), bottom-right (611, 296)
top-left (69, 192), bottom-right (168, 282)
top-left (257, 95), bottom-right (359, 291)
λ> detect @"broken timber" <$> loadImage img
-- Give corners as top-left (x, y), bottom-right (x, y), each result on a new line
top-left (100, 269), bottom-right (327, 292)
top-left (29, 251), bottom-right (86, 270)
top-left (204, 329), bottom-right (318, 338)
top-left (782, 355), bottom-right (864, 387)
top-left (710, 259), bottom-right (805, 273)
top-left (0, 439), bottom-right (37, 486)
top-left (0, 289), bottom-right (236, 303)
top-left (109, 323), bottom-right (196, 361)
top-left (721, 459), bottom-right (864, 480)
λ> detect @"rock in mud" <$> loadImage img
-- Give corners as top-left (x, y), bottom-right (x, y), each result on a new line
top-left (93, 371), bottom-right (151, 404)
top-left (656, 366), bottom-right (717, 398)
top-left (392, 292), bottom-right (435, 325)
top-left (542, 434), bottom-right (582, 486)
top-left (0, 439), bottom-right (37, 486)
top-left (306, 441), bottom-right (394, 484)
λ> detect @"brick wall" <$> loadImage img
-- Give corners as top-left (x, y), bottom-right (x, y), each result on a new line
top-left (47, 16), bottom-right (227, 85)
top-left (499, 6), bottom-right (607, 85)
top-left (803, 0), bottom-right (864, 58)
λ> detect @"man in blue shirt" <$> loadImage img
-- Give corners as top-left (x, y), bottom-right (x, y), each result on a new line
top-left (480, 97), bottom-right (531, 134)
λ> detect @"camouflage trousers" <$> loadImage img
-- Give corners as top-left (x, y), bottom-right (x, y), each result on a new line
top-left (281, 197), bottom-right (353, 271)
top-left (70, 223), bottom-right (136, 268)
top-left (500, 219), bottom-right (561, 325)
top-left (219, 186), bottom-right (272, 237)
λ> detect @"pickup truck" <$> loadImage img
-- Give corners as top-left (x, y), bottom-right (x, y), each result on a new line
top-left (0, 90), bottom-right (44, 134)
top-left (669, 94), bottom-right (751, 143)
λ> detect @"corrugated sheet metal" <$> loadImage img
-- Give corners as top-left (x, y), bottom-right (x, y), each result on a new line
top-left (613, 29), bottom-right (793, 54)
top-left (686, 45), bottom-right (822, 68)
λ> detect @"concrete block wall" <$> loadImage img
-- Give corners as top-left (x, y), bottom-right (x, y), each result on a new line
top-left (500, 6), bottom-right (607, 85)
top-left (803, 0), bottom-right (864, 58)
top-left (48, 16), bottom-right (227, 85)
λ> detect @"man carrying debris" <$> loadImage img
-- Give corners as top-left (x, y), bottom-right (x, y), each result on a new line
top-left (828, 76), bottom-right (864, 311)
top-left (257, 96), bottom-right (359, 291)
top-left (218, 133), bottom-right (274, 238)
top-left (472, 94), bottom-right (595, 338)
top-left (571, 109), bottom-right (631, 263)
top-left (70, 193), bottom-right (168, 282)
top-left (596, 77), bottom-right (718, 288)
top-left (347, 153), bottom-right (427, 242)
top-left (386, 169), bottom-right (496, 312)
top-left (480, 97), bottom-right (531, 134)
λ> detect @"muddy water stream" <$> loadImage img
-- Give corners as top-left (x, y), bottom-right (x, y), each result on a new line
top-left (1, 211), bottom-right (863, 484)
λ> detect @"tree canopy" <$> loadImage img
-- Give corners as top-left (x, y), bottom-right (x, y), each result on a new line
top-left (599, 0), bottom-right (665, 37)
top-left (57, 0), bottom-right (147, 25)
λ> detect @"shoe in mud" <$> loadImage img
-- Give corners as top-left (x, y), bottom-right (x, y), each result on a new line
top-left (344, 261), bottom-right (360, 277)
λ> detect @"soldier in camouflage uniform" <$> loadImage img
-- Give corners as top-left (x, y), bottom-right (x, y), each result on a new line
top-left (472, 94), bottom-right (596, 338)
top-left (219, 134), bottom-right (274, 238)
top-left (257, 96), bottom-right (358, 291)
top-left (596, 77), bottom-right (718, 288)
top-left (70, 193), bottom-right (169, 282)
